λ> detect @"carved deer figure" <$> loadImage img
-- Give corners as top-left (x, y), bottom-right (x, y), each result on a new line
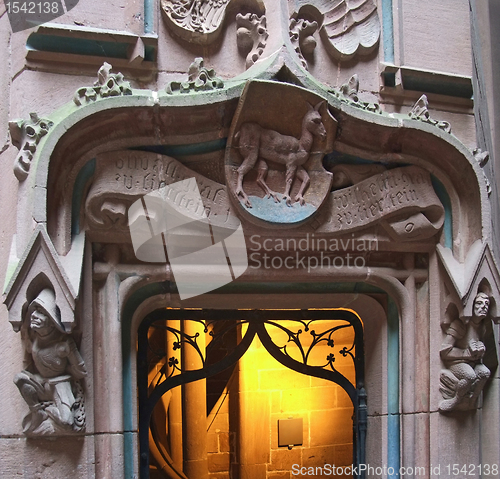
top-left (234, 101), bottom-right (326, 208)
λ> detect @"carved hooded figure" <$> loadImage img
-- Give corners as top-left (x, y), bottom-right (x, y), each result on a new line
top-left (14, 288), bottom-right (87, 434)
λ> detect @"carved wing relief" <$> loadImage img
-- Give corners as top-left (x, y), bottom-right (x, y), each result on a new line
top-left (320, 0), bottom-right (380, 60)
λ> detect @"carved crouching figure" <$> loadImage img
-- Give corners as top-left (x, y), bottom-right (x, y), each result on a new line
top-left (235, 101), bottom-right (326, 208)
top-left (439, 292), bottom-right (491, 412)
top-left (14, 289), bottom-right (87, 434)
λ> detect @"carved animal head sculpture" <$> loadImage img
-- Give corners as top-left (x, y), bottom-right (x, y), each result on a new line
top-left (304, 101), bottom-right (327, 142)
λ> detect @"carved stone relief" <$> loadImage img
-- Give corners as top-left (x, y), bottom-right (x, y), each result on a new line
top-left (289, 15), bottom-right (318, 70)
top-left (14, 288), bottom-right (87, 434)
top-left (73, 63), bottom-right (132, 107)
top-left (319, 0), bottom-right (380, 61)
top-left (9, 112), bottom-right (54, 181)
top-left (236, 13), bottom-right (268, 68)
top-left (166, 57), bottom-right (224, 94)
top-left (439, 292), bottom-right (492, 412)
top-left (161, 0), bottom-right (232, 44)
top-left (225, 81), bottom-right (337, 226)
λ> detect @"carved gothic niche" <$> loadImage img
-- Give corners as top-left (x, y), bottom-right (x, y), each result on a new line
top-left (161, 0), bottom-right (266, 47)
top-left (291, 0), bottom-right (380, 63)
top-left (3, 226), bottom-right (85, 333)
top-left (3, 226), bottom-right (87, 435)
top-left (438, 242), bottom-right (500, 321)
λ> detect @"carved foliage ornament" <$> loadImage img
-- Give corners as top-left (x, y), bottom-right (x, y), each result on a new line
top-left (409, 94), bottom-right (451, 133)
top-left (14, 288), bottom-right (87, 434)
top-left (289, 16), bottom-right (318, 70)
top-left (236, 13), bottom-right (268, 68)
top-left (9, 112), bottom-right (54, 181)
top-left (73, 62), bottom-right (132, 107)
top-left (166, 57), bottom-right (224, 94)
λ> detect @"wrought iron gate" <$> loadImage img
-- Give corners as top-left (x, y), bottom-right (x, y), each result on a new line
top-left (137, 309), bottom-right (366, 478)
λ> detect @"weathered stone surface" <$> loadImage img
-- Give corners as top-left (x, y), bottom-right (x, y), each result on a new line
top-left (208, 452), bottom-right (230, 472)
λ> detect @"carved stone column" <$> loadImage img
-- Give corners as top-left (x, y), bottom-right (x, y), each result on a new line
top-left (182, 319), bottom-right (208, 478)
top-left (93, 245), bottom-right (125, 479)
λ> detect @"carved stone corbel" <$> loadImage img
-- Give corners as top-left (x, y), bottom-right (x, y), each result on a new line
top-left (9, 112), bottom-right (54, 181)
top-left (3, 227), bottom-right (87, 434)
top-left (14, 288), bottom-right (87, 434)
top-left (439, 292), bottom-right (492, 412)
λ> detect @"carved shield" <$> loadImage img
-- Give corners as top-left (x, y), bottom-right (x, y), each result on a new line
top-left (225, 80), bottom-right (337, 227)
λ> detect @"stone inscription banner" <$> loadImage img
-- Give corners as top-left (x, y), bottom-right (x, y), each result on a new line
top-left (85, 151), bottom-right (237, 231)
top-left (316, 166), bottom-right (445, 240)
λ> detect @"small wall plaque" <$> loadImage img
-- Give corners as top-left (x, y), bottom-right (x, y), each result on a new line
top-left (278, 418), bottom-right (303, 447)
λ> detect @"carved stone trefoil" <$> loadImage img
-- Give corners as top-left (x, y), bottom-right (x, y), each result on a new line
top-left (289, 16), bottom-right (318, 70)
top-left (320, 0), bottom-right (380, 61)
top-left (73, 62), bottom-right (132, 107)
top-left (236, 13), bottom-right (268, 68)
top-left (409, 94), bottom-right (451, 133)
top-left (9, 112), bottom-right (54, 181)
top-left (14, 288), bottom-right (87, 434)
top-left (166, 57), bottom-right (224, 94)
top-left (439, 292), bottom-right (492, 412)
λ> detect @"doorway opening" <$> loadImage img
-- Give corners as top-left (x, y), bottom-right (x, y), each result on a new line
top-left (138, 309), bottom-right (365, 478)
